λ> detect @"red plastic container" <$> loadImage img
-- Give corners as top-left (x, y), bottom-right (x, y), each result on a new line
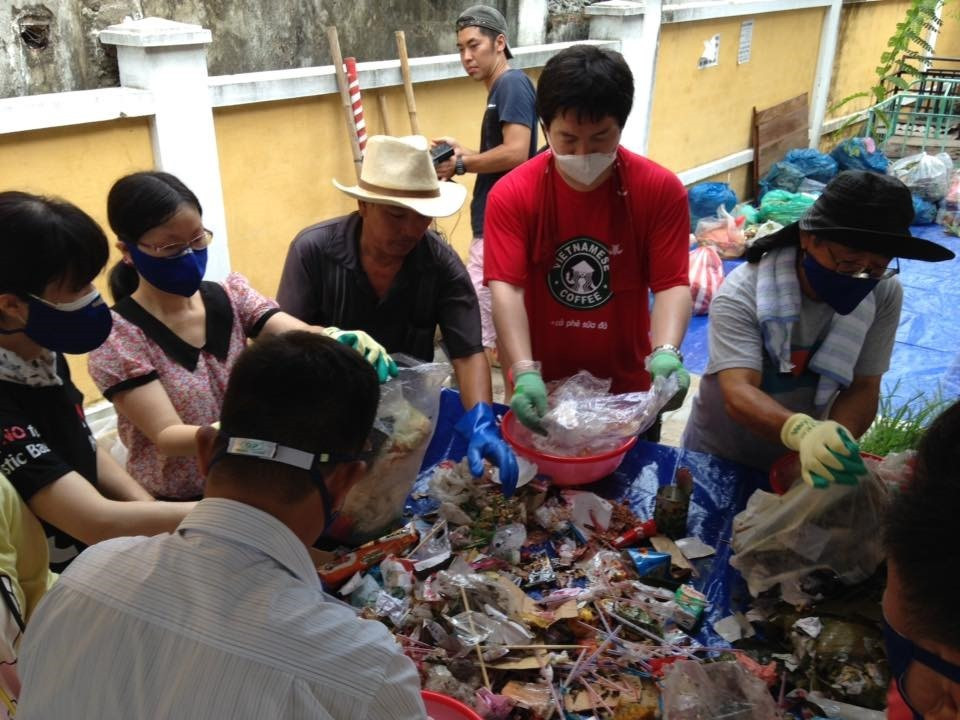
top-left (769, 451), bottom-right (884, 494)
top-left (421, 690), bottom-right (483, 720)
top-left (501, 410), bottom-right (637, 487)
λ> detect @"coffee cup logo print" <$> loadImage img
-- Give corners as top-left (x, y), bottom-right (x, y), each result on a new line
top-left (548, 237), bottom-right (612, 310)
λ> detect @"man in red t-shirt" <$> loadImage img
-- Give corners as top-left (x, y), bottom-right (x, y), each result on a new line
top-left (484, 45), bottom-right (692, 437)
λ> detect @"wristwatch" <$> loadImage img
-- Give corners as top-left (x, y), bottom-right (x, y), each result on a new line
top-left (455, 156), bottom-right (466, 176)
top-left (651, 344), bottom-right (684, 363)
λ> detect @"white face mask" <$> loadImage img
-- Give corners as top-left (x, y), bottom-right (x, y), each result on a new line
top-left (552, 149), bottom-right (617, 186)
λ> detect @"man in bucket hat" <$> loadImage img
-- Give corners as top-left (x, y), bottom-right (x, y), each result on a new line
top-left (278, 135), bottom-right (518, 495)
top-left (683, 170), bottom-right (954, 487)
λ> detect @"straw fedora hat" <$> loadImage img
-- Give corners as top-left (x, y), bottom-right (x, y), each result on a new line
top-left (333, 135), bottom-right (466, 218)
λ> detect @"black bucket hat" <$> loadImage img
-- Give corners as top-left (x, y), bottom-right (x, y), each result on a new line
top-left (456, 5), bottom-right (513, 59)
top-left (746, 170), bottom-right (955, 263)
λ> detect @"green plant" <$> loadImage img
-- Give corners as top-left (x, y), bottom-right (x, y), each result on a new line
top-left (859, 383), bottom-right (950, 456)
top-left (827, 0), bottom-right (944, 137)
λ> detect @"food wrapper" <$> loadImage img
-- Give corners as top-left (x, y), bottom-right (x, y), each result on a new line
top-left (626, 549), bottom-right (671, 579)
top-left (328, 356), bottom-right (450, 545)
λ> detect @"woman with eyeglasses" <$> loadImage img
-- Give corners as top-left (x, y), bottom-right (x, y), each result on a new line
top-left (681, 170), bottom-right (955, 486)
top-left (89, 172), bottom-right (395, 501)
top-left (0, 191), bottom-right (194, 573)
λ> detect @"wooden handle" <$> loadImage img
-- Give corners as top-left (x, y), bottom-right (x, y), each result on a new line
top-left (377, 92), bottom-right (391, 135)
top-left (326, 26), bottom-right (364, 181)
top-left (395, 30), bottom-right (420, 135)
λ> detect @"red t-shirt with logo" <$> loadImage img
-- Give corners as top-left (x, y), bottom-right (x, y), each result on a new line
top-left (484, 148), bottom-right (689, 392)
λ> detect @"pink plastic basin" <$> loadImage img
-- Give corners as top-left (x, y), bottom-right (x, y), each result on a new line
top-left (421, 690), bottom-right (483, 720)
top-left (501, 410), bottom-right (637, 487)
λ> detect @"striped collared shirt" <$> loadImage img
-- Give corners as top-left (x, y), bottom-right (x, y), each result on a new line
top-left (17, 498), bottom-right (426, 719)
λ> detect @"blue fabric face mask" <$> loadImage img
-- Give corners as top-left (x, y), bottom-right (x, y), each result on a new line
top-left (0, 289), bottom-right (113, 354)
top-left (802, 252), bottom-right (879, 315)
top-left (127, 243), bottom-right (208, 297)
top-left (883, 615), bottom-right (960, 720)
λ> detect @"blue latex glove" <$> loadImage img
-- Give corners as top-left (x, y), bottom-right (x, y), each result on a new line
top-left (455, 403), bottom-right (519, 497)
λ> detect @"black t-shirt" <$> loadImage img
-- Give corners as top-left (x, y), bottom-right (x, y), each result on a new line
top-left (276, 213), bottom-right (483, 362)
top-left (0, 355), bottom-right (96, 572)
top-left (471, 68), bottom-right (538, 237)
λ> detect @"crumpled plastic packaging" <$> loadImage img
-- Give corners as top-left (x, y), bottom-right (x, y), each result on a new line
top-left (889, 151), bottom-right (950, 202)
top-left (730, 463), bottom-right (892, 606)
top-left (661, 659), bottom-right (780, 720)
top-left (490, 523), bottom-right (527, 563)
top-left (515, 370), bottom-right (679, 456)
top-left (332, 356), bottom-right (450, 544)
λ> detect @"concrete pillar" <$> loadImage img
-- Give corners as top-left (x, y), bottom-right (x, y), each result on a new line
top-left (100, 17), bottom-right (231, 281)
top-left (808, 0), bottom-right (842, 149)
top-left (586, 0), bottom-right (662, 156)
top-left (517, 0), bottom-right (548, 46)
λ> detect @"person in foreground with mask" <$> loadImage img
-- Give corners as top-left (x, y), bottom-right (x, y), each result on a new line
top-left (89, 171), bottom-right (394, 502)
top-left (682, 171), bottom-right (954, 487)
top-left (882, 399), bottom-right (960, 720)
top-left (278, 135), bottom-right (519, 495)
top-left (0, 191), bottom-right (194, 572)
top-left (484, 44), bottom-right (692, 440)
top-left (17, 331), bottom-right (427, 719)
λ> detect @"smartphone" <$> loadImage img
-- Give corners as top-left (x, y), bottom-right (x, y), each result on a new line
top-left (431, 142), bottom-right (455, 166)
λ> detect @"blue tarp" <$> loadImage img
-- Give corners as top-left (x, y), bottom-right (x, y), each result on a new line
top-left (681, 227), bottom-right (960, 410)
top-left (407, 389), bottom-right (768, 647)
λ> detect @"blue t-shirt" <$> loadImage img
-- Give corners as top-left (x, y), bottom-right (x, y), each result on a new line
top-left (471, 69), bottom-right (538, 237)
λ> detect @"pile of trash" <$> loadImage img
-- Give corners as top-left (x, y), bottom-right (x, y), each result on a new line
top-left (310, 432), bottom-right (909, 718)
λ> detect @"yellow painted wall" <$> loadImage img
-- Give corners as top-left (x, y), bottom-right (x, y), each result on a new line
top-left (215, 73), bottom-right (541, 301)
top-left (648, 9), bottom-right (824, 176)
top-left (828, 0), bottom-right (911, 118)
top-left (0, 119), bottom-right (155, 401)
top-left (933, 8), bottom-right (960, 60)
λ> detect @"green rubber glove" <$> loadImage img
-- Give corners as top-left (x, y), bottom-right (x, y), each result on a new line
top-left (647, 349), bottom-right (691, 412)
top-left (780, 413), bottom-right (868, 488)
top-left (511, 370), bottom-right (548, 436)
top-left (323, 327), bottom-right (399, 384)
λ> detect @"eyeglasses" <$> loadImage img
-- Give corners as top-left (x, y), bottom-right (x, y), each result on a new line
top-left (824, 245), bottom-right (899, 280)
top-left (138, 228), bottom-right (213, 259)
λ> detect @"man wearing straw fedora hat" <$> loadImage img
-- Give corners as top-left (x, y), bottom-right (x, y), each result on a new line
top-left (278, 134), bottom-right (519, 494)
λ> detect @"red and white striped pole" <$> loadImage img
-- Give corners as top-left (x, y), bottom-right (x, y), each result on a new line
top-left (344, 58), bottom-right (367, 155)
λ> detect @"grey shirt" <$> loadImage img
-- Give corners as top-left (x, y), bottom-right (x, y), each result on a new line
top-left (682, 261), bottom-right (903, 471)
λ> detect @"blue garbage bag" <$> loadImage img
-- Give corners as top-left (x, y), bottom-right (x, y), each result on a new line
top-left (689, 182), bottom-right (737, 231)
top-left (912, 193), bottom-right (937, 224)
top-left (759, 161), bottom-right (806, 199)
top-left (785, 148), bottom-right (839, 183)
top-left (830, 137), bottom-right (889, 174)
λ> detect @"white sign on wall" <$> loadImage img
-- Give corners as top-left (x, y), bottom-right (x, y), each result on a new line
top-left (698, 33), bottom-right (720, 69)
top-left (738, 20), bottom-right (754, 65)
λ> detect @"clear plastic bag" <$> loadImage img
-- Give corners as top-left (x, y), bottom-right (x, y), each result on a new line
top-left (661, 660), bottom-right (780, 720)
top-left (889, 152), bottom-right (949, 202)
top-left (515, 370), bottom-right (679, 456)
top-left (328, 356), bottom-right (451, 545)
top-left (730, 465), bottom-right (892, 606)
